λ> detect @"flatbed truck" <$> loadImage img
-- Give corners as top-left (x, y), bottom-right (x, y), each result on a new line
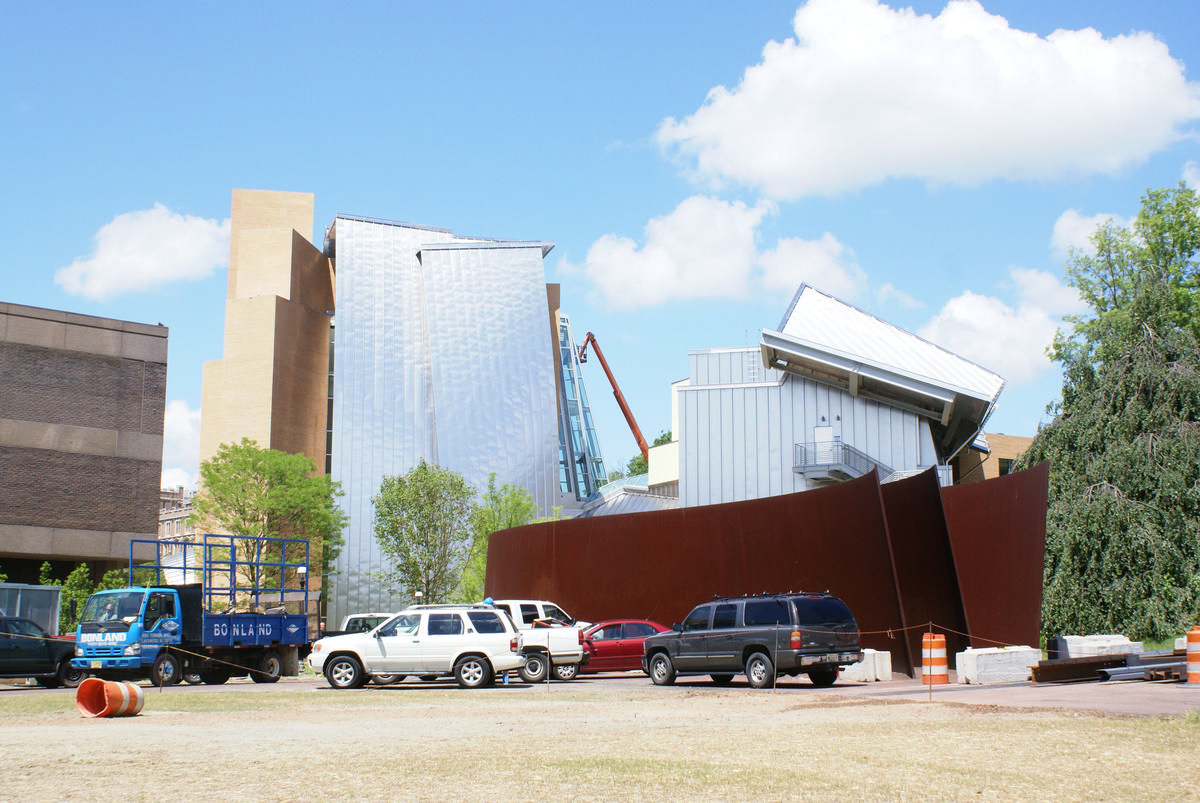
top-left (72, 534), bottom-right (310, 686)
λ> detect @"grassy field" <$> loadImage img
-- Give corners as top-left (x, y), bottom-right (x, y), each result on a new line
top-left (3, 682), bottom-right (1198, 801)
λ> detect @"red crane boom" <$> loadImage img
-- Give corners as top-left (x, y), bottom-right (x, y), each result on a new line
top-left (577, 332), bottom-right (649, 463)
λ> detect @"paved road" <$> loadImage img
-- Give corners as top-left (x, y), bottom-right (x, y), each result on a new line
top-left (7, 671), bottom-right (1200, 716)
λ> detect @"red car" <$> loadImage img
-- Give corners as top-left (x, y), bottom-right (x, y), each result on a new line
top-left (581, 620), bottom-right (669, 673)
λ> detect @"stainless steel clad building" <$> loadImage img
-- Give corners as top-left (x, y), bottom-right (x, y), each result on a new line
top-left (326, 216), bottom-right (571, 618)
top-left (201, 192), bottom-right (610, 628)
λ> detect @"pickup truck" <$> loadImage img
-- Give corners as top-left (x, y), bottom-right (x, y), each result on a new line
top-left (0, 616), bottom-right (85, 688)
top-left (487, 599), bottom-right (589, 682)
top-left (322, 612), bottom-right (393, 638)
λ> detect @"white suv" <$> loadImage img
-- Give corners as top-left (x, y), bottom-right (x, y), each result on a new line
top-left (308, 604), bottom-right (524, 689)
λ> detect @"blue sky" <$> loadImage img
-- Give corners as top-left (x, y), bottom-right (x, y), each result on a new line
top-left (6, 1), bottom-right (1200, 490)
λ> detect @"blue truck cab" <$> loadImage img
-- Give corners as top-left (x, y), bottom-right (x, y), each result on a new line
top-left (72, 534), bottom-right (311, 686)
top-left (73, 587), bottom-right (185, 680)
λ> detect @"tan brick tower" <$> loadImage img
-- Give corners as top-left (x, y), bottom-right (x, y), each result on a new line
top-left (199, 189), bottom-right (333, 472)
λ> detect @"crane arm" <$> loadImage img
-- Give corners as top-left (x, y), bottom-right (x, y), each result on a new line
top-left (578, 332), bottom-right (649, 463)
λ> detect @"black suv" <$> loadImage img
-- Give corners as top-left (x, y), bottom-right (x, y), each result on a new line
top-left (0, 616), bottom-right (86, 688)
top-left (641, 592), bottom-right (862, 688)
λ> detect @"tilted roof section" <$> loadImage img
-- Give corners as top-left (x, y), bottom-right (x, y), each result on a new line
top-left (760, 285), bottom-right (1005, 455)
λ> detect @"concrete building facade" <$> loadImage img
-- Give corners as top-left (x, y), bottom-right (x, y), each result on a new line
top-left (200, 189), bottom-right (333, 472)
top-left (0, 302), bottom-right (167, 581)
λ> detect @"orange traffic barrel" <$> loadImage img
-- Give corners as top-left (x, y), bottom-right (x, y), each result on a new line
top-left (76, 677), bottom-right (145, 718)
top-left (1187, 626), bottom-right (1200, 684)
top-left (922, 632), bottom-right (948, 685)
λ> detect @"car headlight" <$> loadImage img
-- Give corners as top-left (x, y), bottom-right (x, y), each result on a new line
top-left (75, 646), bottom-right (84, 657)
top-left (123, 643), bottom-right (141, 657)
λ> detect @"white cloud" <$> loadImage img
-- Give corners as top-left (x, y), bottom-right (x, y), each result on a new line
top-left (55, 204), bottom-right (230, 301)
top-left (1051, 209), bottom-right (1133, 260)
top-left (579, 196), bottom-right (772, 309)
top-left (757, 233), bottom-right (866, 300)
top-left (161, 399), bottom-right (202, 491)
top-left (1185, 160), bottom-right (1200, 189)
top-left (656, 0), bottom-right (1200, 199)
top-left (918, 268), bottom-right (1084, 385)
top-left (876, 283), bottom-right (923, 310)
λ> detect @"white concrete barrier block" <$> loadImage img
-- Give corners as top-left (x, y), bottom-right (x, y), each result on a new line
top-left (1063, 634), bottom-right (1142, 658)
top-left (840, 648), bottom-right (891, 682)
top-left (955, 646), bottom-right (1040, 684)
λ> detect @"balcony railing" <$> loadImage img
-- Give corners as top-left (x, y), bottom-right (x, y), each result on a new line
top-left (793, 441), bottom-right (893, 484)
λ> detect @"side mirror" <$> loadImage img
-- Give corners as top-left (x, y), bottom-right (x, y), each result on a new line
top-left (672, 623), bottom-right (683, 632)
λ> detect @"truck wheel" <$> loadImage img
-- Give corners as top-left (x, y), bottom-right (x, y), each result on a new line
top-left (648, 652), bottom-right (676, 686)
top-left (60, 658), bottom-right (87, 688)
top-left (252, 650), bottom-right (283, 683)
top-left (745, 651), bottom-right (775, 689)
top-left (151, 651), bottom-right (183, 686)
top-left (326, 655), bottom-right (365, 689)
top-left (184, 671), bottom-right (203, 685)
top-left (518, 652), bottom-right (549, 683)
top-left (454, 656), bottom-right (493, 689)
top-left (808, 668), bottom-right (839, 688)
top-left (552, 662), bottom-right (579, 682)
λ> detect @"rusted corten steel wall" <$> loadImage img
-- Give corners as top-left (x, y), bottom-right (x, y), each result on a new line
top-left (486, 472), bottom-right (909, 669)
top-left (879, 469), bottom-right (968, 673)
top-left (941, 462), bottom-right (1049, 651)
top-left (485, 464), bottom-right (1049, 677)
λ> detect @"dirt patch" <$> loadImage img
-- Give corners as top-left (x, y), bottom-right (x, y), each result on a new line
top-left (2, 680), bottom-right (1196, 801)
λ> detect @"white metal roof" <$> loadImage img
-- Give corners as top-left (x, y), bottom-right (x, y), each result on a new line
top-left (760, 285), bottom-right (1005, 456)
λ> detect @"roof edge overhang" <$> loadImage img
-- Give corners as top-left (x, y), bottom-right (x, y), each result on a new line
top-left (417, 241), bottom-right (556, 260)
top-left (759, 329), bottom-right (1003, 453)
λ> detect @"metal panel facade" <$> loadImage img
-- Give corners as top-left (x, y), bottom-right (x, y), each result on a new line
top-left (328, 218), bottom-right (558, 623)
top-left (679, 348), bottom-right (936, 507)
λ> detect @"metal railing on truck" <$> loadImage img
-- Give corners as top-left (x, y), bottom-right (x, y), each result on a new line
top-left (128, 534), bottom-right (311, 645)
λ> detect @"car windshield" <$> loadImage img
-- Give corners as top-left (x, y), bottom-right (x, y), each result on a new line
top-left (542, 604), bottom-right (573, 624)
top-left (81, 592), bottom-right (145, 625)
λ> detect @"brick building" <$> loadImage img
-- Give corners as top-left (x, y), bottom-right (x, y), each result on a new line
top-left (0, 302), bottom-right (167, 582)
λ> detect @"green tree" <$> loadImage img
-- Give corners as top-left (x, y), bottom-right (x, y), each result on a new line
top-left (624, 430), bottom-right (672, 477)
top-left (39, 562), bottom-right (94, 633)
top-left (455, 474), bottom-right (539, 603)
top-left (1019, 184), bottom-right (1200, 642)
top-left (372, 459), bottom-right (478, 604)
top-left (191, 438), bottom-right (347, 597)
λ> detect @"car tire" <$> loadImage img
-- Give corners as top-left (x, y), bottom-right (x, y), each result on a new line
top-left (252, 649), bottom-right (283, 683)
top-left (552, 662), bottom-right (579, 682)
top-left (151, 651), bottom-right (183, 686)
top-left (372, 674), bottom-right (404, 686)
top-left (710, 674), bottom-right (735, 686)
top-left (326, 654), bottom-right (365, 689)
top-left (518, 652), bottom-right (549, 683)
top-left (648, 652), bottom-right (676, 686)
top-left (808, 668), bottom-right (839, 687)
top-left (454, 656), bottom-right (493, 689)
top-left (745, 651), bottom-right (775, 689)
top-left (183, 671), bottom-right (203, 685)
